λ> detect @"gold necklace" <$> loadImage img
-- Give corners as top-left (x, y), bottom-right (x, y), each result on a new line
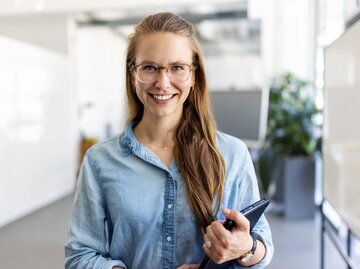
top-left (137, 133), bottom-right (171, 151)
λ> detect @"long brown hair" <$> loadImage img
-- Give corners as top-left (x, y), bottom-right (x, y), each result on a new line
top-left (125, 12), bottom-right (226, 232)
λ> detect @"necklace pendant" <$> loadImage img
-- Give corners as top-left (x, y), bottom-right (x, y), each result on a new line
top-left (163, 147), bottom-right (168, 150)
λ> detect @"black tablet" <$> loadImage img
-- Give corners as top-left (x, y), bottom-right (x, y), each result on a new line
top-left (198, 196), bottom-right (271, 269)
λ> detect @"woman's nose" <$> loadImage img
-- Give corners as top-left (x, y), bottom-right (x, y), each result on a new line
top-left (154, 69), bottom-right (171, 89)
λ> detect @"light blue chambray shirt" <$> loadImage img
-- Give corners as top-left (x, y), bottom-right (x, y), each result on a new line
top-left (65, 122), bottom-right (273, 269)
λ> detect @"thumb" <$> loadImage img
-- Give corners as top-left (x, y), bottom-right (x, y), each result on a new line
top-left (222, 208), bottom-right (232, 216)
top-left (222, 208), bottom-right (239, 220)
top-left (222, 208), bottom-right (250, 231)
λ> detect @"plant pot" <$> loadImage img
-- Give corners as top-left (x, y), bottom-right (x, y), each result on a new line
top-left (283, 155), bottom-right (316, 219)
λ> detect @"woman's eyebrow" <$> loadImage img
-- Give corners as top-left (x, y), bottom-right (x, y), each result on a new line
top-left (137, 60), bottom-right (157, 65)
top-left (137, 60), bottom-right (189, 66)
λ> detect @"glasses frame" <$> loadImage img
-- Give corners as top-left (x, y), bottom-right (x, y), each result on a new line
top-left (133, 63), bottom-right (194, 84)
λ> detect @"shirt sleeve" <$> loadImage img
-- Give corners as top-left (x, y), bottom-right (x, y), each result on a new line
top-left (229, 147), bottom-right (274, 269)
top-left (65, 152), bottom-right (127, 269)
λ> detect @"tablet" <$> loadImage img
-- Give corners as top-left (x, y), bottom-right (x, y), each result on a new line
top-left (198, 196), bottom-right (271, 269)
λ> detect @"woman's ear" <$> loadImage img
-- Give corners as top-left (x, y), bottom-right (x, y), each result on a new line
top-left (191, 68), bottom-right (196, 85)
top-left (131, 74), bottom-right (136, 89)
top-left (190, 82), bottom-right (195, 92)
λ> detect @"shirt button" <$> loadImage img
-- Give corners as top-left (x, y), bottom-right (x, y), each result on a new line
top-left (167, 204), bottom-right (173, 209)
top-left (168, 173), bottom-right (172, 178)
top-left (166, 236), bottom-right (172, 242)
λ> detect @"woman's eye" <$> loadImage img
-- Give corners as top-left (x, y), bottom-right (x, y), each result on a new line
top-left (171, 65), bottom-right (185, 71)
top-left (141, 65), bottom-right (158, 71)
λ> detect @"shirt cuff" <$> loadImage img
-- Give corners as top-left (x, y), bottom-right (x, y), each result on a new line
top-left (250, 232), bottom-right (274, 267)
top-left (229, 233), bottom-right (273, 268)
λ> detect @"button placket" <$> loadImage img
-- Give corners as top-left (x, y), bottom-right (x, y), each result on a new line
top-left (161, 170), bottom-right (176, 268)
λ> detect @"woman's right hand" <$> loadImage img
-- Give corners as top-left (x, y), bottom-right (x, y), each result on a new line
top-left (176, 263), bottom-right (200, 269)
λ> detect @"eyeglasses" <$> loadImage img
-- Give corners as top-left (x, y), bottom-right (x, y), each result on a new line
top-left (133, 63), bottom-right (193, 83)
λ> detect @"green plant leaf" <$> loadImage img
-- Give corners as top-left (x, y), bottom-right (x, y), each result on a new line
top-left (264, 72), bottom-right (322, 156)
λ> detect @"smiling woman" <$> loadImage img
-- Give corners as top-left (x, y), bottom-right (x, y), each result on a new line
top-left (132, 32), bottom-right (194, 124)
top-left (65, 12), bottom-right (273, 269)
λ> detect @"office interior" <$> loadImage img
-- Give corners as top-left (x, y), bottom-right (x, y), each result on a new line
top-left (1, 0), bottom-right (360, 268)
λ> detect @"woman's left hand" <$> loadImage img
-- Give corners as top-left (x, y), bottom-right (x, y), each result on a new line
top-left (202, 208), bottom-right (253, 264)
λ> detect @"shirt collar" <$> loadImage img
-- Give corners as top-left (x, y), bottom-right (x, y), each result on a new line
top-left (119, 121), bottom-right (140, 157)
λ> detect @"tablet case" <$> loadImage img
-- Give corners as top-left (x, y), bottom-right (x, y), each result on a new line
top-left (198, 196), bottom-right (271, 269)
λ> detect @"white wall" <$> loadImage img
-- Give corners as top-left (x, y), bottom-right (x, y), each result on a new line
top-left (206, 54), bottom-right (263, 90)
top-left (0, 14), bottom-right (68, 54)
top-left (76, 27), bottom-right (128, 140)
top-left (0, 35), bottom-right (77, 228)
top-left (323, 19), bottom-right (360, 237)
top-left (249, 0), bottom-right (316, 82)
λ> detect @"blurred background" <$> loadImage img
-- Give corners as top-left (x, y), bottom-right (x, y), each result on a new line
top-left (1, 0), bottom-right (360, 268)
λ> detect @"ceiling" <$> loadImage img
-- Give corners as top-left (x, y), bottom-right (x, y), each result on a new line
top-left (0, 0), bottom-right (246, 16)
top-left (73, 0), bottom-right (259, 54)
top-left (0, 0), bottom-right (260, 56)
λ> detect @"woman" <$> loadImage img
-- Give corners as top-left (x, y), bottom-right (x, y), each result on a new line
top-left (65, 12), bottom-right (273, 269)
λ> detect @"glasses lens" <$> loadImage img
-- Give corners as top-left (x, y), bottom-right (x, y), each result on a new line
top-left (136, 64), bottom-right (158, 83)
top-left (167, 64), bottom-right (191, 82)
top-left (135, 64), bottom-right (191, 83)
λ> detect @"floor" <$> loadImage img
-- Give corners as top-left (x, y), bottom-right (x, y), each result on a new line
top-left (0, 194), bottom-right (349, 269)
top-left (266, 211), bottom-right (346, 269)
top-left (0, 195), bottom-right (73, 269)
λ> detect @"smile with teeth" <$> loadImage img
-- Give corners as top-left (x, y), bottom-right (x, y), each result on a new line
top-left (151, 94), bottom-right (175, 100)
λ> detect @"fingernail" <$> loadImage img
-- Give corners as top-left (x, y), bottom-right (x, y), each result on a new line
top-left (223, 208), bottom-right (230, 214)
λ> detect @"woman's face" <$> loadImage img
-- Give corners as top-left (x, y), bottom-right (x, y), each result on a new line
top-left (133, 32), bottom-right (195, 123)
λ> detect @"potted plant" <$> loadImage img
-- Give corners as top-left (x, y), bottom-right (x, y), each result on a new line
top-left (257, 72), bottom-right (321, 219)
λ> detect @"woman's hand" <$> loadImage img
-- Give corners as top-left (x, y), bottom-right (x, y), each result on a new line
top-left (176, 263), bottom-right (200, 269)
top-left (202, 208), bottom-right (254, 264)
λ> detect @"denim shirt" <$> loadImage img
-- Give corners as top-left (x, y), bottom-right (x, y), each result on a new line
top-left (65, 122), bottom-right (273, 269)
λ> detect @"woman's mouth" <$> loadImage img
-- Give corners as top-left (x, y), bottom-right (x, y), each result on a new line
top-left (150, 94), bottom-right (175, 101)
